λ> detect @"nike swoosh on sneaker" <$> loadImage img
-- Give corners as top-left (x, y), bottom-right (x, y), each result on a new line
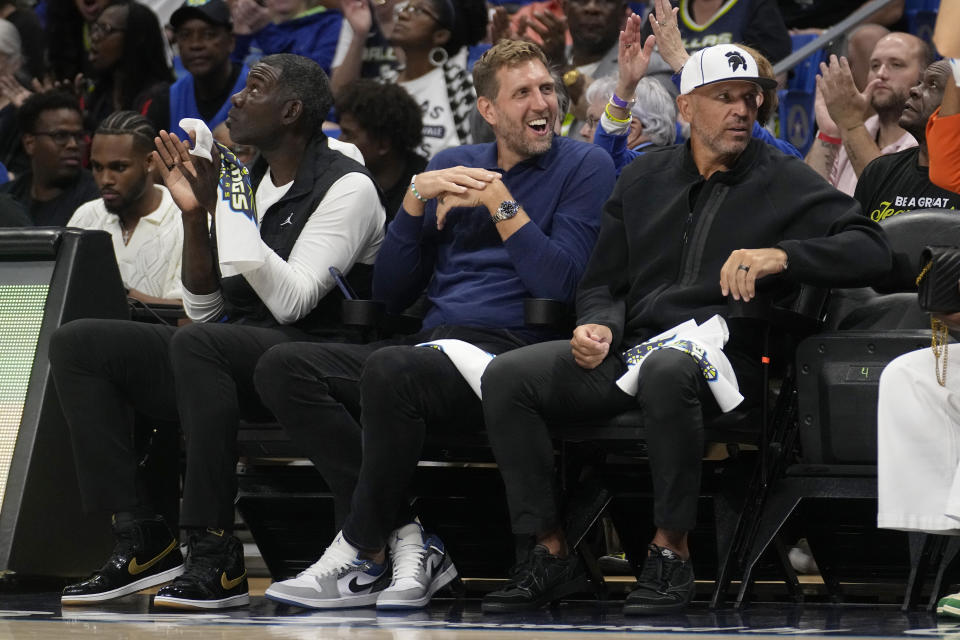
top-left (128, 539), bottom-right (178, 576)
top-left (347, 574), bottom-right (381, 593)
top-left (221, 571), bottom-right (247, 590)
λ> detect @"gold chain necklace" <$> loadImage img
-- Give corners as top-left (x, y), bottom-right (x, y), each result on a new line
top-left (917, 260), bottom-right (950, 387)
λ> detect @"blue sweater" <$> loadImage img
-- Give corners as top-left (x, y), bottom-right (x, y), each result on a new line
top-left (373, 136), bottom-right (616, 331)
top-left (594, 121), bottom-right (801, 175)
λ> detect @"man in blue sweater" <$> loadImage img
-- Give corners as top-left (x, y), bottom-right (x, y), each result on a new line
top-left (253, 39), bottom-right (615, 611)
top-left (144, 0), bottom-right (249, 141)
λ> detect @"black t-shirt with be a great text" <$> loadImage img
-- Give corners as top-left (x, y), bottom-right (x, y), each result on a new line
top-left (854, 147), bottom-right (959, 223)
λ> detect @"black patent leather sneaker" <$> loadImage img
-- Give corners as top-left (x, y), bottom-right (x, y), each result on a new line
top-left (623, 543), bottom-right (695, 615)
top-left (61, 515), bottom-right (183, 605)
top-left (153, 529), bottom-right (249, 609)
top-left (481, 545), bottom-right (590, 613)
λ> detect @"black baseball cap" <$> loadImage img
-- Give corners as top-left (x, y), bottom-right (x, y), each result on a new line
top-left (170, 0), bottom-right (231, 29)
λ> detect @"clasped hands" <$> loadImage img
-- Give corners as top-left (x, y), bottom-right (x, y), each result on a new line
top-left (409, 167), bottom-right (504, 229)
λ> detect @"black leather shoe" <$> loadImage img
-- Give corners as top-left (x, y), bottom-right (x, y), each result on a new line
top-left (481, 545), bottom-right (590, 613)
top-left (623, 544), bottom-right (694, 615)
top-left (62, 515), bottom-right (183, 605)
top-left (153, 529), bottom-right (249, 609)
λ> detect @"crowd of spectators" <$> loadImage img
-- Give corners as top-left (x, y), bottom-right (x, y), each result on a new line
top-left (0, 0), bottom-right (957, 622)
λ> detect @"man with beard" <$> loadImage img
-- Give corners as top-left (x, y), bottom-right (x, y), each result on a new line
top-left (806, 32), bottom-right (931, 195)
top-left (478, 43), bottom-right (892, 615)
top-left (1, 91), bottom-right (98, 225)
top-left (854, 60), bottom-right (959, 222)
top-left (50, 54), bottom-right (384, 610)
top-left (253, 39), bottom-right (615, 611)
top-left (68, 111), bottom-right (184, 304)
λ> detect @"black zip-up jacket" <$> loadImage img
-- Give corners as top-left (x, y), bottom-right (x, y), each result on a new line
top-left (577, 138), bottom-right (893, 355)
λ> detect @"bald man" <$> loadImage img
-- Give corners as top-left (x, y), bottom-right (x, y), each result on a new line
top-left (806, 31), bottom-right (932, 196)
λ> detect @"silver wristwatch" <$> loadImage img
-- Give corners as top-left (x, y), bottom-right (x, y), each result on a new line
top-left (491, 200), bottom-right (520, 223)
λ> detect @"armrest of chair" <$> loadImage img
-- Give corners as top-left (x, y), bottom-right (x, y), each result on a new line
top-left (524, 298), bottom-right (574, 331)
top-left (341, 299), bottom-right (385, 328)
top-left (726, 286), bottom-right (826, 337)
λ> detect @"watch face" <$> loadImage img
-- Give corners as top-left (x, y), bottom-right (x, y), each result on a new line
top-left (495, 200), bottom-right (519, 222)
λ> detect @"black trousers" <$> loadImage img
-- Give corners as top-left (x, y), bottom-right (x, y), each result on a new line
top-left (481, 341), bottom-right (721, 535)
top-left (49, 318), bottom-right (297, 529)
top-left (254, 326), bottom-right (529, 552)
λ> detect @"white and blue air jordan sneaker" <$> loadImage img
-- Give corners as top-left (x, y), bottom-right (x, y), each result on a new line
top-left (265, 531), bottom-right (390, 609)
top-left (377, 522), bottom-right (459, 610)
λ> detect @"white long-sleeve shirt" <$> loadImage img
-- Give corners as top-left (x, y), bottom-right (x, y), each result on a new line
top-left (183, 139), bottom-right (384, 324)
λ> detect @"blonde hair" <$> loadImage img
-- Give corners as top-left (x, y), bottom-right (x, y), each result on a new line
top-left (472, 39), bottom-right (548, 100)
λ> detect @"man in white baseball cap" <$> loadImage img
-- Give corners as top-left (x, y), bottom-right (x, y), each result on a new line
top-left (478, 42), bottom-right (892, 615)
top-left (677, 44), bottom-right (778, 174)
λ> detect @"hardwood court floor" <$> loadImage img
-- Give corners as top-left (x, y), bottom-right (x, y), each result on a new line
top-left (0, 578), bottom-right (957, 640)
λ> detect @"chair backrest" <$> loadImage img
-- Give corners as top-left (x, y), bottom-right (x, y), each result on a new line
top-left (825, 208), bottom-right (960, 330)
top-left (877, 208), bottom-right (960, 292)
top-left (798, 209), bottom-right (960, 464)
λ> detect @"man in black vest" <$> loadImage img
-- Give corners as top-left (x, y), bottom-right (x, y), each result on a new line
top-left (50, 54), bottom-right (384, 610)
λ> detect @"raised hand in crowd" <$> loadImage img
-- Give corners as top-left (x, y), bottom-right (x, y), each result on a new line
top-left (230, 0), bottom-right (271, 36)
top-left (489, 6), bottom-right (514, 43)
top-left (615, 13), bottom-right (657, 103)
top-left (0, 74), bottom-right (30, 108)
top-left (520, 11), bottom-right (567, 68)
top-left (816, 54), bottom-right (878, 136)
top-left (153, 130), bottom-right (220, 217)
top-left (490, 6), bottom-right (566, 69)
top-left (0, 73), bottom-right (85, 109)
top-left (341, 0), bottom-right (372, 38)
top-left (648, 0), bottom-right (686, 73)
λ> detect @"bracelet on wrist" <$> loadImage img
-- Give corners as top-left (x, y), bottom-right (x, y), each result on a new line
top-left (610, 93), bottom-right (634, 109)
top-left (604, 103), bottom-right (631, 124)
top-left (409, 175), bottom-right (428, 203)
top-left (816, 131), bottom-right (842, 146)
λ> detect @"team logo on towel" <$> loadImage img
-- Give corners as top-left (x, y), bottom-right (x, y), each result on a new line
top-left (217, 142), bottom-right (257, 223)
top-left (623, 337), bottom-right (719, 381)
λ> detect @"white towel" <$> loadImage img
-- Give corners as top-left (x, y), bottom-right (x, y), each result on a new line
top-left (416, 339), bottom-right (495, 397)
top-left (615, 315), bottom-right (743, 413)
top-left (180, 117), bottom-right (264, 277)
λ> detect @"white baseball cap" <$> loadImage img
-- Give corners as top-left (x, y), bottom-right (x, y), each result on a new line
top-left (680, 44), bottom-right (778, 95)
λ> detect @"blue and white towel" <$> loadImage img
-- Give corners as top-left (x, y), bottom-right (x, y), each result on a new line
top-left (181, 117), bottom-right (263, 277)
top-left (615, 315), bottom-right (743, 413)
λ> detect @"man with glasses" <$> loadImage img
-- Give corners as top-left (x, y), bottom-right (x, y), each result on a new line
top-left (0, 90), bottom-right (98, 226)
top-left (144, 0), bottom-right (248, 143)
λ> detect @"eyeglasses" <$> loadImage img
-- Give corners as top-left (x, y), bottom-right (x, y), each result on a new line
top-left (90, 22), bottom-right (125, 40)
top-left (396, 2), bottom-right (440, 21)
top-left (31, 130), bottom-right (86, 146)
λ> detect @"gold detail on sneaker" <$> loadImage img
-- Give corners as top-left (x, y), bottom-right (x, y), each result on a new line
top-left (221, 570), bottom-right (247, 590)
top-left (128, 539), bottom-right (178, 576)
